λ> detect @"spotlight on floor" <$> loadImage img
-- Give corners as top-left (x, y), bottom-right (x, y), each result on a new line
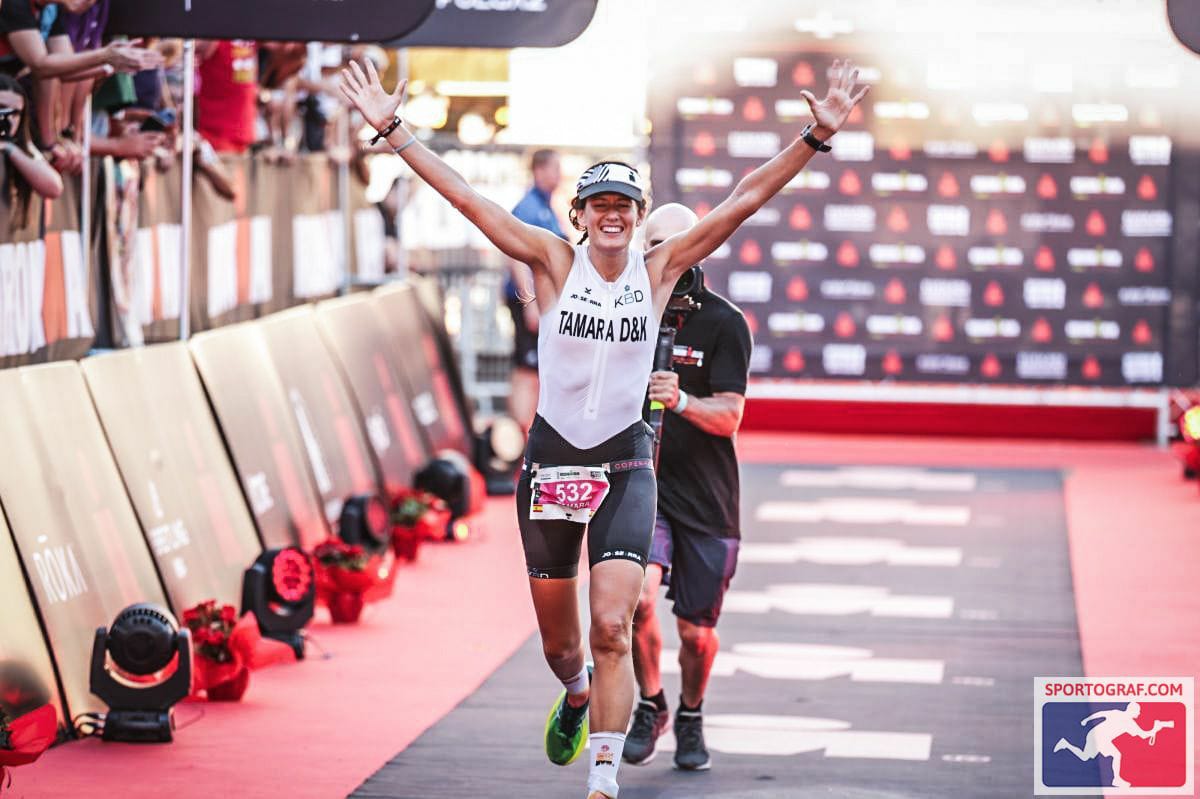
top-left (89, 603), bottom-right (191, 742)
top-left (241, 547), bottom-right (315, 659)
top-left (415, 451), bottom-right (474, 521)
top-left (474, 416), bottom-right (526, 496)
top-left (338, 494), bottom-right (392, 555)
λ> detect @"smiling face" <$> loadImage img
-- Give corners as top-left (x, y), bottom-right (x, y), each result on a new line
top-left (577, 192), bottom-right (644, 251)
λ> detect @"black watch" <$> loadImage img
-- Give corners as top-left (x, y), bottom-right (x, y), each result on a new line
top-left (800, 123), bottom-right (832, 153)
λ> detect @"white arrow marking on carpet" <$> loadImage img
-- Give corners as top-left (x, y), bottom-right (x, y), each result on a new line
top-left (653, 713), bottom-right (932, 761)
top-left (662, 642), bottom-right (944, 684)
top-left (781, 467), bottom-right (978, 492)
top-left (723, 583), bottom-right (954, 619)
top-left (740, 537), bottom-right (963, 567)
top-left (757, 498), bottom-right (971, 526)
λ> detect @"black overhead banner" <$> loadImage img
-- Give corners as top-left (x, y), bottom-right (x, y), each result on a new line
top-left (388, 0), bottom-right (597, 48)
top-left (107, 0), bottom-right (436, 43)
top-left (1168, 0), bottom-right (1200, 56)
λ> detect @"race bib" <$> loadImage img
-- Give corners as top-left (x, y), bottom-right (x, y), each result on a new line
top-left (529, 465), bottom-right (611, 523)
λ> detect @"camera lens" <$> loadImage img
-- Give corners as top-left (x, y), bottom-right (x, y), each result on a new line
top-left (672, 266), bottom-right (697, 297)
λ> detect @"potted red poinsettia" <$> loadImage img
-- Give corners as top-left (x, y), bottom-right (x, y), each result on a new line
top-left (312, 539), bottom-right (377, 623)
top-left (182, 600), bottom-right (255, 701)
top-left (0, 704), bottom-right (56, 794)
top-left (390, 487), bottom-right (451, 560)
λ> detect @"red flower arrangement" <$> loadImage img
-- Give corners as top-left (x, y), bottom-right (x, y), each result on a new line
top-left (181, 600), bottom-right (255, 701)
top-left (0, 704), bottom-right (56, 794)
top-left (312, 539), bottom-right (378, 623)
top-left (390, 488), bottom-right (451, 560)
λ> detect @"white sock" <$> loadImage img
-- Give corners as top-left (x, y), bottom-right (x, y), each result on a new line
top-left (561, 666), bottom-right (589, 697)
top-left (587, 732), bottom-right (625, 797)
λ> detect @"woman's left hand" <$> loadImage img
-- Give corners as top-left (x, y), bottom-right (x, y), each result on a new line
top-left (339, 60), bottom-right (407, 133)
top-left (800, 59), bottom-right (871, 137)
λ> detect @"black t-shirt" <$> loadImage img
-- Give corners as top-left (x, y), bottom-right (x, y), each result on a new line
top-left (647, 288), bottom-right (752, 537)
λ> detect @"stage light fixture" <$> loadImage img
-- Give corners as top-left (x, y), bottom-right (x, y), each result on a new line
top-left (415, 451), bottom-right (472, 521)
top-left (473, 415), bottom-right (526, 496)
top-left (89, 603), bottom-right (192, 743)
top-left (338, 494), bottom-right (392, 555)
top-left (241, 547), bottom-right (315, 659)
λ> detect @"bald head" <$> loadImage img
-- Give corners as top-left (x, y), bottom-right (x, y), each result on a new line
top-left (643, 203), bottom-right (699, 251)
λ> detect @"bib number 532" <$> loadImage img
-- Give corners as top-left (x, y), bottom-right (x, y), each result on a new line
top-left (555, 481), bottom-right (594, 507)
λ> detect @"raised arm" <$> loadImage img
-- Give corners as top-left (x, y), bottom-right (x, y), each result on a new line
top-left (340, 61), bottom-right (570, 280)
top-left (648, 60), bottom-right (870, 287)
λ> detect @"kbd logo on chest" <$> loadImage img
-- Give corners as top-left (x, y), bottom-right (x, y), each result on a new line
top-left (613, 284), bottom-right (645, 308)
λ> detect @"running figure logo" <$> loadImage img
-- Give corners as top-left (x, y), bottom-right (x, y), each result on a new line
top-left (1035, 678), bottom-right (1194, 795)
top-left (1052, 703), bottom-right (1175, 787)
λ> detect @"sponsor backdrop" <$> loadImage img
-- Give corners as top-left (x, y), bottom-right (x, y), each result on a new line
top-left (648, 3), bottom-right (1200, 386)
top-left (82, 343), bottom-right (264, 611)
top-left (315, 294), bottom-right (433, 498)
top-left (256, 307), bottom-right (383, 527)
top-left (0, 363), bottom-right (170, 722)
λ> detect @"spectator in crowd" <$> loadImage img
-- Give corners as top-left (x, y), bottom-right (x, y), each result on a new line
top-left (196, 39), bottom-right (259, 155)
top-left (0, 0), bottom-right (158, 173)
top-left (0, 73), bottom-right (63, 229)
top-left (378, 175), bottom-right (410, 275)
top-left (506, 148), bottom-right (565, 429)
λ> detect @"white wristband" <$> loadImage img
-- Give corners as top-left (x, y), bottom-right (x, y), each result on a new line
top-left (672, 391), bottom-right (689, 414)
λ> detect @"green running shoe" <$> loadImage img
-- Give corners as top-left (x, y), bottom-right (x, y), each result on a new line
top-left (544, 669), bottom-right (591, 765)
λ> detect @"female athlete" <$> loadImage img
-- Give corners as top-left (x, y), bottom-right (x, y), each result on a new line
top-left (340, 58), bottom-right (869, 799)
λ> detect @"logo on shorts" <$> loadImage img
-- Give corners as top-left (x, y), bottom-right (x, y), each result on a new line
top-left (595, 744), bottom-right (614, 767)
top-left (1034, 677), bottom-right (1194, 795)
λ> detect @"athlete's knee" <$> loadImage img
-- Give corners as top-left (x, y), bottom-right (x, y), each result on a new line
top-left (590, 613), bottom-right (633, 658)
top-left (542, 634), bottom-right (582, 669)
top-left (678, 620), bottom-right (717, 656)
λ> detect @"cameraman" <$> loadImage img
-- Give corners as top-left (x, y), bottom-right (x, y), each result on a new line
top-left (0, 74), bottom-right (63, 230)
top-left (627, 203), bottom-right (753, 770)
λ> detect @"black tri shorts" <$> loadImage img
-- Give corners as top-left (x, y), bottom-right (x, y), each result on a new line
top-left (517, 415), bottom-right (657, 579)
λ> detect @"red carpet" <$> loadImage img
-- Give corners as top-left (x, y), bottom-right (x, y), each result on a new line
top-left (20, 497), bottom-right (535, 799)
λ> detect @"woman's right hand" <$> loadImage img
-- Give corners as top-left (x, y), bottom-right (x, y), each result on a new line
top-left (339, 60), bottom-right (406, 133)
top-left (104, 39), bottom-right (164, 74)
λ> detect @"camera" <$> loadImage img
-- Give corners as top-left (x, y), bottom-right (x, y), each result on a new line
top-left (672, 264), bottom-right (705, 298)
top-left (0, 108), bottom-right (16, 142)
top-left (665, 265), bottom-right (704, 329)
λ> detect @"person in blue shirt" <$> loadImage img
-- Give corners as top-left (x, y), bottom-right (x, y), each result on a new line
top-left (506, 148), bottom-right (564, 428)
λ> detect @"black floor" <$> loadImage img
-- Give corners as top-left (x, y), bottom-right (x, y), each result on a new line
top-left (355, 464), bottom-right (1088, 798)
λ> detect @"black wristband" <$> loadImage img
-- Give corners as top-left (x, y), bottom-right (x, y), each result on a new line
top-left (370, 115), bottom-right (403, 146)
top-left (800, 122), bottom-right (832, 153)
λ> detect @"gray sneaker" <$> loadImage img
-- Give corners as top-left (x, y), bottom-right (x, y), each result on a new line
top-left (673, 708), bottom-right (711, 771)
top-left (624, 699), bottom-right (669, 764)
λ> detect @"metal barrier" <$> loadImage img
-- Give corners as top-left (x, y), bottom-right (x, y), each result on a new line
top-left (427, 266), bottom-right (514, 417)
